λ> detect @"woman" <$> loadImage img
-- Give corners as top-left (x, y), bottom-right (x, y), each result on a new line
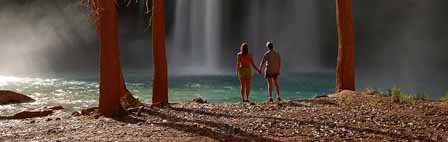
top-left (237, 42), bottom-right (261, 102)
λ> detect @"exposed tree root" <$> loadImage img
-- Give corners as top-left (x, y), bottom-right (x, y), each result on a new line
top-left (0, 106), bottom-right (64, 120)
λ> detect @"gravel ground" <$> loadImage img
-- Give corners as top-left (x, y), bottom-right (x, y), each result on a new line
top-left (1, 91), bottom-right (448, 142)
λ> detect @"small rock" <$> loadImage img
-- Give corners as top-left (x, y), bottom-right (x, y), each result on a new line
top-left (46, 118), bottom-right (52, 121)
top-left (192, 98), bottom-right (208, 104)
top-left (55, 118), bottom-right (61, 121)
top-left (137, 122), bottom-right (143, 126)
top-left (71, 111), bottom-right (81, 117)
top-left (47, 106), bottom-right (64, 111)
top-left (47, 129), bottom-right (57, 134)
top-left (94, 114), bottom-right (101, 119)
top-left (81, 107), bottom-right (98, 115)
top-left (313, 95), bottom-right (329, 99)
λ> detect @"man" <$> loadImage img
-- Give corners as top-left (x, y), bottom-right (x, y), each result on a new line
top-left (259, 41), bottom-right (281, 102)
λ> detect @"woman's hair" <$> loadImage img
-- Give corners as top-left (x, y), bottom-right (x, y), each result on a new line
top-left (240, 42), bottom-right (249, 55)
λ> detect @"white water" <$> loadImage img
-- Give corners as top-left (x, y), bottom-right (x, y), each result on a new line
top-left (169, 0), bottom-right (224, 75)
top-left (204, 0), bottom-right (222, 73)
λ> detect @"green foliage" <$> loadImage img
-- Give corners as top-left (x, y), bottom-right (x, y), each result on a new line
top-left (365, 87), bottom-right (386, 96)
top-left (388, 86), bottom-right (432, 101)
top-left (441, 92), bottom-right (448, 102)
top-left (389, 86), bottom-right (402, 97)
top-left (407, 93), bottom-right (432, 101)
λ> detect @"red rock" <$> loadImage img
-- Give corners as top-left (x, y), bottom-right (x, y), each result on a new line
top-left (192, 98), bottom-right (208, 104)
top-left (0, 90), bottom-right (35, 105)
top-left (81, 107), bottom-right (98, 115)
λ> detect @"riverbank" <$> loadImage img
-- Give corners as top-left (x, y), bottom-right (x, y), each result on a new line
top-left (1, 91), bottom-right (448, 141)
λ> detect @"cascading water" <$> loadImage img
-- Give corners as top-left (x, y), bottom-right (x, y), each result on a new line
top-left (170, 0), bottom-right (222, 75)
top-left (204, 0), bottom-right (222, 73)
top-left (170, 0), bottom-right (326, 75)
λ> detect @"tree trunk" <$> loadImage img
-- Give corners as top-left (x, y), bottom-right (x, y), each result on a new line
top-left (151, 0), bottom-right (169, 106)
top-left (92, 0), bottom-right (127, 117)
top-left (335, 0), bottom-right (356, 92)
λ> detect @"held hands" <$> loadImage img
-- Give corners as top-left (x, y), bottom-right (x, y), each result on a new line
top-left (256, 68), bottom-right (262, 75)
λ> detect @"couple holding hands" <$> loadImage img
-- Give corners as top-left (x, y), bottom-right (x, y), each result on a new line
top-left (236, 41), bottom-right (282, 103)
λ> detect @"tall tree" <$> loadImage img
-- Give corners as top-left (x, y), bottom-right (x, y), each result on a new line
top-left (92, 0), bottom-right (127, 117)
top-left (335, 0), bottom-right (356, 92)
top-left (151, 0), bottom-right (169, 106)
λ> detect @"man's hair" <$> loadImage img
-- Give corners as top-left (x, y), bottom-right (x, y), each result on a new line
top-left (240, 42), bottom-right (249, 55)
top-left (266, 42), bottom-right (274, 50)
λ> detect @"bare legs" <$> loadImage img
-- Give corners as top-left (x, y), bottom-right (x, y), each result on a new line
top-left (267, 77), bottom-right (281, 102)
top-left (245, 79), bottom-right (251, 101)
top-left (267, 78), bottom-right (273, 99)
top-left (239, 78), bottom-right (252, 102)
top-left (274, 77), bottom-right (280, 99)
top-left (239, 78), bottom-right (245, 101)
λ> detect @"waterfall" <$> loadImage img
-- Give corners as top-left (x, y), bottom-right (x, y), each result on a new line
top-left (169, 0), bottom-right (327, 75)
top-left (204, 0), bottom-right (222, 73)
top-left (170, 0), bottom-right (222, 75)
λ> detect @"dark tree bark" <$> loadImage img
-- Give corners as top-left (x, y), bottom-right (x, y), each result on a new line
top-left (335, 0), bottom-right (356, 92)
top-left (92, 0), bottom-right (127, 117)
top-left (151, 0), bottom-right (169, 106)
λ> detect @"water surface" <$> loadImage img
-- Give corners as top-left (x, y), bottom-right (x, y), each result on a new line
top-left (0, 73), bottom-right (335, 115)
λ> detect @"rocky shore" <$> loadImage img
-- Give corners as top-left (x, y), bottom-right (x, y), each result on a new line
top-left (1, 91), bottom-right (448, 141)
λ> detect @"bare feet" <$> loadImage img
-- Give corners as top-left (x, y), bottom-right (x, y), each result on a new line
top-left (276, 97), bottom-right (282, 102)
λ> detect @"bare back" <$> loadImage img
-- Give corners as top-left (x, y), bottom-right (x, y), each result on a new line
top-left (237, 53), bottom-right (254, 68)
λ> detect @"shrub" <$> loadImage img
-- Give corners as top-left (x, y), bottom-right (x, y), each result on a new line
top-left (366, 87), bottom-right (386, 96)
top-left (389, 86), bottom-right (402, 103)
top-left (441, 92), bottom-right (448, 102)
top-left (407, 93), bottom-right (432, 101)
top-left (387, 86), bottom-right (432, 101)
top-left (388, 86), bottom-right (402, 96)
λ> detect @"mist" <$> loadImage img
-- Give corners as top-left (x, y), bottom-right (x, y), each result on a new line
top-left (0, 0), bottom-right (97, 76)
top-left (354, 0), bottom-right (448, 96)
